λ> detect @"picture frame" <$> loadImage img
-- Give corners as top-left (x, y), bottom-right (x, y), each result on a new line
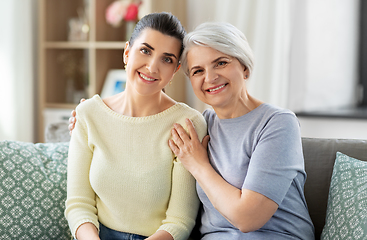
top-left (101, 69), bottom-right (127, 98)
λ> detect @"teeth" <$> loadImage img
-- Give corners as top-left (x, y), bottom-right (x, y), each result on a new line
top-left (140, 73), bottom-right (155, 81)
top-left (208, 84), bottom-right (226, 92)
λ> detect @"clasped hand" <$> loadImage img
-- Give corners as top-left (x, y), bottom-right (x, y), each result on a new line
top-left (168, 118), bottom-right (210, 174)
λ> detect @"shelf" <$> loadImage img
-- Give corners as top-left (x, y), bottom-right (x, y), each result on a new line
top-left (45, 48), bottom-right (89, 105)
top-left (95, 49), bottom-right (125, 94)
top-left (44, 41), bottom-right (126, 49)
top-left (44, 0), bottom-right (87, 42)
top-left (94, 42), bottom-right (126, 49)
top-left (45, 103), bottom-right (78, 109)
top-left (44, 41), bottom-right (90, 49)
top-left (95, 0), bottom-right (129, 42)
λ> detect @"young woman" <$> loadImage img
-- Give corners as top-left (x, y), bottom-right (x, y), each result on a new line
top-left (65, 13), bottom-right (207, 240)
top-left (168, 22), bottom-right (315, 239)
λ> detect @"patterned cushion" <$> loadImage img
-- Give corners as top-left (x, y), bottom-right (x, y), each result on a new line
top-left (0, 140), bottom-right (71, 240)
top-left (321, 152), bottom-right (367, 240)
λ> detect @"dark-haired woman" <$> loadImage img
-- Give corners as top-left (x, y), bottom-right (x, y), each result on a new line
top-left (65, 12), bottom-right (207, 240)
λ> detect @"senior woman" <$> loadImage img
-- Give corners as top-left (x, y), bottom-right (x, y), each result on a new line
top-left (168, 22), bottom-right (315, 239)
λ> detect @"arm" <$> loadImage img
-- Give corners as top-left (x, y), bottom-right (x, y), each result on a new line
top-left (65, 106), bottom-right (99, 238)
top-left (168, 119), bottom-right (278, 233)
top-left (156, 144), bottom-right (200, 240)
top-left (153, 115), bottom-right (206, 240)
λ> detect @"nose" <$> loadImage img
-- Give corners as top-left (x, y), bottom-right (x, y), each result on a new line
top-left (146, 57), bottom-right (159, 73)
top-left (205, 69), bottom-right (218, 83)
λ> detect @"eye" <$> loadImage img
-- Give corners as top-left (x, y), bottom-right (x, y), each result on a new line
top-left (216, 61), bottom-right (228, 67)
top-left (163, 57), bottom-right (173, 64)
top-left (140, 47), bottom-right (151, 55)
top-left (192, 69), bottom-right (203, 76)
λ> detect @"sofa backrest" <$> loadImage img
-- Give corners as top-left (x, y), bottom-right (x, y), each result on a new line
top-left (302, 137), bottom-right (367, 240)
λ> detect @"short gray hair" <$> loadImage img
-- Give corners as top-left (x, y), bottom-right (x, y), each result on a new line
top-left (181, 22), bottom-right (254, 76)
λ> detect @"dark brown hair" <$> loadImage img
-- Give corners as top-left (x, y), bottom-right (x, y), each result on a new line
top-left (129, 12), bottom-right (186, 58)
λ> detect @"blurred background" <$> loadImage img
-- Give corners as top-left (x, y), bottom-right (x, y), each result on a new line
top-left (0, 0), bottom-right (366, 143)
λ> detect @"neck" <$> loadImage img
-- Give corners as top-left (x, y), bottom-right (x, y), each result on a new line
top-left (110, 89), bottom-right (175, 117)
top-left (213, 91), bottom-right (263, 119)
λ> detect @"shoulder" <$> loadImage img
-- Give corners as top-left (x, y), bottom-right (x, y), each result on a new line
top-left (255, 104), bottom-right (301, 139)
top-left (202, 108), bottom-right (216, 123)
top-left (75, 95), bottom-right (103, 118)
top-left (175, 103), bottom-right (206, 121)
top-left (260, 104), bottom-right (298, 125)
top-left (175, 102), bottom-right (208, 135)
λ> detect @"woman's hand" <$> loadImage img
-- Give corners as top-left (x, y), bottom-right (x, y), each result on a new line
top-left (75, 222), bottom-right (100, 240)
top-left (168, 118), bottom-right (210, 175)
top-left (169, 120), bottom-right (278, 233)
top-left (145, 230), bottom-right (173, 240)
top-left (68, 98), bottom-right (85, 135)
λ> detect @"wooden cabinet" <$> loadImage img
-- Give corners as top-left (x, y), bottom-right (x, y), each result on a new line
top-left (38, 0), bottom-right (187, 142)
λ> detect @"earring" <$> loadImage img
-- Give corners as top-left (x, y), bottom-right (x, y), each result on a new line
top-left (169, 80), bottom-right (173, 86)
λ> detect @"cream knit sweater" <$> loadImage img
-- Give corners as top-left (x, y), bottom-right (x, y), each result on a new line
top-left (65, 95), bottom-right (207, 240)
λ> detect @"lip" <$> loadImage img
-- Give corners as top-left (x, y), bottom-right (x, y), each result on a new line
top-left (205, 83), bottom-right (228, 94)
top-left (138, 72), bottom-right (157, 83)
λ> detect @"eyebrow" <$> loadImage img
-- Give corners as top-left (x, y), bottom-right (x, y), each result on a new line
top-left (212, 56), bottom-right (230, 63)
top-left (189, 66), bottom-right (201, 75)
top-left (142, 43), bottom-right (178, 60)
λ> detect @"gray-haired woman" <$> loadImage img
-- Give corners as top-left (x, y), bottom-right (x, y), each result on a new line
top-left (169, 22), bottom-right (315, 240)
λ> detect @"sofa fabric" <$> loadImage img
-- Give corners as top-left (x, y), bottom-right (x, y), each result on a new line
top-left (302, 138), bottom-right (367, 240)
top-left (0, 140), bottom-right (71, 240)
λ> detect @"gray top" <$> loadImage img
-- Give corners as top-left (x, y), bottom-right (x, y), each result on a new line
top-left (197, 104), bottom-right (315, 240)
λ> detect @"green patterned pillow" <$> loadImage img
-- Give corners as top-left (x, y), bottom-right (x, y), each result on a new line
top-left (321, 152), bottom-right (367, 240)
top-left (0, 140), bottom-right (71, 240)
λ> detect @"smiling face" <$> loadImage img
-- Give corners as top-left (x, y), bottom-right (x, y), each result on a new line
top-left (187, 45), bottom-right (249, 110)
top-left (123, 28), bottom-right (181, 97)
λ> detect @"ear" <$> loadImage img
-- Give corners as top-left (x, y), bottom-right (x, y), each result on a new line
top-left (123, 41), bottom-right (130, 65)
top-left (243, 66), bottom-right (249, 80)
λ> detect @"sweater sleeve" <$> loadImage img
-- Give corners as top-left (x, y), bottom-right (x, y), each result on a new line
top-left (158, 113), bottom-right (207, 240)
top-left (64, 104), bottom-right (99, 238)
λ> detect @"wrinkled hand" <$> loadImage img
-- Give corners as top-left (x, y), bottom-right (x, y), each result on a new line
top-left (68, 98), bottom-right (85, 135)
top-left (168, 118), bottom-right (210, 174)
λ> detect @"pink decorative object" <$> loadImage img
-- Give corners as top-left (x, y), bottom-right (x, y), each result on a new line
top-left (106, 0), bottom-right (142, 27)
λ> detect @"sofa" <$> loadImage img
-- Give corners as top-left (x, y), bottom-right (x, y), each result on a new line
top-left (0, 137), bottom-right (366, 240)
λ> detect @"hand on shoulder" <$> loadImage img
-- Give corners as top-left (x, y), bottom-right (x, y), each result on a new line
top-left (68, 98), bottom-right (85, 135)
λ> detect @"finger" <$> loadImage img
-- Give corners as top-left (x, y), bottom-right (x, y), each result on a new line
top-left (69, 117), bottom-right (75, 124)
top-left (70, 110), bottom-right (76, 118)
top-left (173, 123), bottom-right (191, 142)
top-left (80, 98), bottom-right (85, 103)
top-left (185, 118), bottom-right (199, 140)
top-left (171, 128), bottom-right (184, 147)
top-left (201, 135), bottom-right (210, 149)
top-left (168, 139), bottom-right (179, 154)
